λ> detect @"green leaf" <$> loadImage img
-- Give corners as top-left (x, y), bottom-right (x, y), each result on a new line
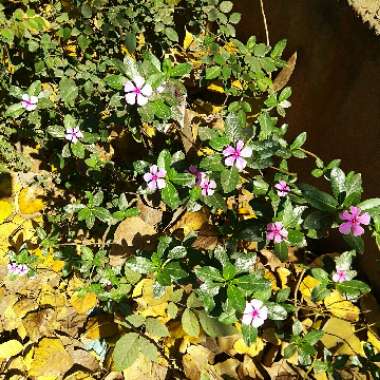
top-left (330, 168), bottom-right (346, 199)
top-left (267, 302), bottom-right (288, 320)
top-left (219, 0), bottom-right (233, 13)
top-left (276, 288), bottom-right (291, 303)
top-left (342, 234), bottom-right (364, 254)
top-left (181, 309), bottom-right (200, 337)
top-left (125, 257), bottom-right (154, 274)
top-left (165, 27), bottom-right (179, 42)
top-left (113, 333), bottom-right (140, 370)
top-left (227, 285), bottom-right (245, 311)
top-left (71, 142), bottom-right (85, 159)
top-left (161, 182), bottom-right (180, 209)
top-left (157, 149), bottom-right (171, 170)
top-left (358, 198), bottom-right (380, 214)
top-left (105, 74), bottom-right (126, 90)
top-left (5, 103), bottom-right (25, 118)
top-left (221, 166), bottom-right (239, 193)
top-left (205, 66), bottom-right (221, 80)
top-left (299, 183), bottom-right (338, 213)
top-left (59, 77), bottom-right (78, 107)
top-left (168, 246), bottom-right (187, 260)
top-left (290, 132), bottom-right (307, 150)
top-left (197, 310), bottom-right (236, 337)
top-left (343, 172), bottom-right (362, 207)
top-left (145, 317), bottom-right (170, 338)
top-left (284, 344), bottom-right (297, 359)
top-left (47, 125), bottom-right (65, 138)
top-left (242, 324), bottom-right (257, 345)
top-left (310, 268), bottom-right (329, 281)
top-left (274, 241), bottom-right (288, 261)
top-left (150, 99), bottom-right (171, 119)
top-left (170, 63), bottom-right (192, 77)
top-left (336, 280), bottom-right (370, 298)
top-left (203, 193), bottom-right (226, 211)
top-left (195, 266), bottom-right (224, 283)
top-left (139, 336), bottom-right (159, 362)
top-left (303, 330), bottom-right (324, 345)
top-left (258, 112), bottom-right (274, 140)
top-left (270, 39), bottom-right (287, 58)
top-left (63, 114), bottom-right (76, 130)
top-left (168, 169), bottom-right (194, 186)
top-left (93, 207), bottom-right (111, 223)
top-left (200, 155), bottom-right (224, 172)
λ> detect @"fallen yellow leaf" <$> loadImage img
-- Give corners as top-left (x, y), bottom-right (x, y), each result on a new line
top-left (71, 292), bottom-right (97, 315)
top-left (0, 200), bottom-right (13, 223)
top-left (321, 318), bottom-right (364, 356)
top-left (29, 338), bottom-right (73, 377)
top-left (324, 290), bottom-right (360, 322)
top-left (233, 337), bottom-right (265, 357)
top-left (0, 340), bottom-right (23, 359)
top-left (18, 187), bottom-right (45, 215)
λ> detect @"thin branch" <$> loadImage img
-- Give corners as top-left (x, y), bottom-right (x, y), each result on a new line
top-left (259, 0), bottom-right (270, 46)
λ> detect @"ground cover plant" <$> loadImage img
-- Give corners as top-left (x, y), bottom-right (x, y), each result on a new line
top-left (1, 0), bottom-right (380, 379)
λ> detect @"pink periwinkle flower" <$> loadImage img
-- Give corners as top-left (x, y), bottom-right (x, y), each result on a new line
top-left (242, 299), bottom-right (268, 328)
top-left (266, 222), bottom-right (288, 243)
top-left (124, 75), bottom-right (153, 106)
top-left (338, 206), bottom-right (370, 237)
top-left (274, 180), bottom-right (290, 197)
top-left (7, 262), bottom-right (28, 276)
top-left (200, 176), bottom-right (217, 197)
top-left (21, 94), bottom-right (38, 111)
top-left (65, 126), bottom-right (83, 144)
top-left (188, 165), bottom-right (203, 185)
top-left (143, 165), bottom-right (166, 191)
top-left (222, 140), bottom-right (252, 172)
top-left (332, 268), bottom-right (349, 283)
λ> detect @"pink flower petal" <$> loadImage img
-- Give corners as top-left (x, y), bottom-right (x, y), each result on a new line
top-left (22, 94), bottom-right (29, 101)
top-left (223, 146), bottom-right (236, 157)
top-left (349, 206), bottom-right (360, 217)
top-left (249, 299), bottom-right (263, 310)
top-left (224, 156), bottom-right (236, 167)
top-left (150, 165), bottom-right (159, 174)
top-left (339, 210), bottom-right (352, 221)
top-left (242, 313), bottom-right (253, 325)
top-left (141, 84), bottom-right (153, 97)
top-left (235, 156), bottom-right (247, 171)
top-left (358, 212), bottom-right (370, 225)
top-left (156, 168), bottom-right (166, 178)
top-left (236, 140), bottom-right (244, 151)
top-left (143, 173), bottom-right (153, 182)
top-left (137, 94), bottom-right (148, 106)
top-left (124, 81), bottom-right (135, 93)
top-left (251, 317), bottom-right (265, 328)
top-left (240, 146), bottom-right (252, 158)
top-left (156, 178), bottom-right (166, 189)
top-left (125, 92), bottom-right (137, 105)
top-left (339, 222), bottom-right (352, 235)
top-left (133, 75), bottom-right (145, 89)
top-left (352, 224), bottom-right (364, 237)
top-left (147, 180), bottom-right (157, 191)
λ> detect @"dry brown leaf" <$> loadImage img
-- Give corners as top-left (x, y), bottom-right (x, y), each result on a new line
top-left (110, 216), bottom-right (157, 266)
top-left (260, 249), bottom-right (285, 271)
top-left (214, 358), bottom-right (240, 379)
top-left (192, 223), bottom-right (219, 251)
top-left (122, 354), bottom-right (168, 380)
top-left (137, 196), bottom-right (165, 226)
top-left (272, 52), bottom-right (298, 92)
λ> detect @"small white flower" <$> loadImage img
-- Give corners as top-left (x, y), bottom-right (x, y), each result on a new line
top-left (242, 299), bottom-right (268, 328)
top-left (124, 75), bottom-right (153, 106)
top-left (279, 100), bottom-right (291, 109)
top-left (65, 127), bottom-right (83, 144)
top-left (21, 94), bottom-right (38, 111)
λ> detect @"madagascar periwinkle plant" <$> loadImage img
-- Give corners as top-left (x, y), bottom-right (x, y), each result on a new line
top-left (1, 0), bottom-right (380, 378)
